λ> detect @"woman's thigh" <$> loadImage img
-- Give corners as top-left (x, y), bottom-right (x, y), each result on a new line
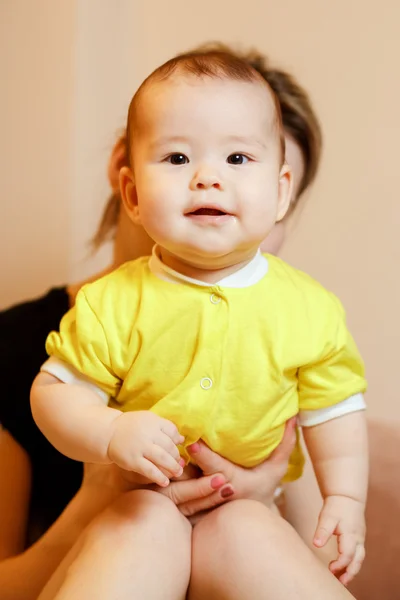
top-left (39, 490), bottom-right (192, 600)
top-left (188, 499), bottom-right (355, 600)
top-left (0, 429), bottom-right (31, 558)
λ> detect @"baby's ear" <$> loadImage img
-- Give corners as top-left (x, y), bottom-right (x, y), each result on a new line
top-left (276, 163), bottom-right (293, 222)
top-left (119, 166), bottom-right (141, 225)
top-left (108, 136), bottom-right (128, 193)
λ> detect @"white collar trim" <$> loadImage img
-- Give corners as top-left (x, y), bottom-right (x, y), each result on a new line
top-left (148, 245), bottom-right (268, 289)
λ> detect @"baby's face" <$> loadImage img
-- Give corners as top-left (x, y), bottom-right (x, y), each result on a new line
top-left (130, 75), bottom-right (291, 270)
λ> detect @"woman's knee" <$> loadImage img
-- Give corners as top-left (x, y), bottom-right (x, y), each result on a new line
top-left (194, 499), bottom-right (293, 557)
top-left (199, 499), bottom-right (282, 534)
top-left (189, 502), bottom-right (277, 599)
top-left (88, 490), bottom-right (190, 545)
top-left (112, 489), bottom-right (182, 519)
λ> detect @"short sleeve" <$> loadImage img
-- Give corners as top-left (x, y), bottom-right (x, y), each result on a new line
top-left (45, 289), bottom-right (120, 397)
top-left (298, 295), bottom-right (367, 411)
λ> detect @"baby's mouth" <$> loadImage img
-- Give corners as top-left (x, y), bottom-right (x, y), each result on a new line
top-left (189, 208), bottom-right (227, 216)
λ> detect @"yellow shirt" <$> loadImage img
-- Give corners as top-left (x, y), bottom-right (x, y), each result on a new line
top-left (45, 254), bottom-right (366, 481)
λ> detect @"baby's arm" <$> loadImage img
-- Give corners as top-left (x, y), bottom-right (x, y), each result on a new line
top-left (30, 372), bottom-right (184, 487)
top-left (303, 410), bottom-right (368, 584)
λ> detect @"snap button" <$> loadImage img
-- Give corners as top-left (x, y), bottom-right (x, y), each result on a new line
top-left (210, 293), bottom-right (221, 304)
top-left (200, 377), bottom-right (213, 390)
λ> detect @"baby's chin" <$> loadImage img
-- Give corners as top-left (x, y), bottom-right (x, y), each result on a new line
top-left (259, 222), bottom-right (286, 256)
top-left (165, 246), bottom-right (256, 273)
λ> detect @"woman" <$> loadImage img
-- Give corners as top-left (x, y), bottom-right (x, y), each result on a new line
top-left (0, 46), bottom-right (351, 600)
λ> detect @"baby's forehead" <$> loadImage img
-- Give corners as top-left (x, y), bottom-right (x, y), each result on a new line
top-left (135, 73), bottom-right (279, 130)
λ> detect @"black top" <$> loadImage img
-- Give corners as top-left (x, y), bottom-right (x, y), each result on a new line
top-left (0, 288), bottom-right (83, 541)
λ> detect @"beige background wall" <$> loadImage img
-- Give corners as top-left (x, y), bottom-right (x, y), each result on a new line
top-left (1, 0), bottom-right (75, 304)
top-left (1, 0), bottom-right (399, 428)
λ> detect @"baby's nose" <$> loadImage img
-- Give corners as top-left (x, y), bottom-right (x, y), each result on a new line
top-left (191, 168), bottom-right (223, 191)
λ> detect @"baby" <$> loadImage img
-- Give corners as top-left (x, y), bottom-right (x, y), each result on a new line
top-left (31, 50), bottom-right (368, 580)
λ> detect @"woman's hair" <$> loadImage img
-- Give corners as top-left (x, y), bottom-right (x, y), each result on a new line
top-left (241, 50), bottom-right (322, 198)
top-left (92, 43), bottom-right (322, 249)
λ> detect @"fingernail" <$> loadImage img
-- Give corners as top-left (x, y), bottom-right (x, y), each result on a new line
top-left (188, 443), bottom-right (200, 454)
top-left (179, 458), bottom-right (186, 467)
top-left (210, 475), bottom-right (225, 489)
top-left (220, 485), bottom-right (234, 498)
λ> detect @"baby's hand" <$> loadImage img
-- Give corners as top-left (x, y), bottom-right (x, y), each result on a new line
top-left (107, 411), bottom-right (185, 487)
top-left (314, 494), bottom-right (366, 586)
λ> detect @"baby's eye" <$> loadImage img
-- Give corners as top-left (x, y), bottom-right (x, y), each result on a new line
top-left (227, 154), bottom-right (249, 165)
top-left (166, 154), bottom-right (189, 165)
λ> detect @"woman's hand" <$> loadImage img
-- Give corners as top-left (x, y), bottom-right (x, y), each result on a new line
top-left (81, 460), bottom-right (226, 510)
top-left (159, 417), bottom-right (297, 521)
top-left (82, 417), bottom-right (296, 522)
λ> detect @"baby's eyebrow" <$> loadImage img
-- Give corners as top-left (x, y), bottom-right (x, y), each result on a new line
top-left (149, 136), bottom-right (190, 149)
top-left (149, 135), bottom-right (267, 151)
top-left (223, 135), bottom-right (267, 149)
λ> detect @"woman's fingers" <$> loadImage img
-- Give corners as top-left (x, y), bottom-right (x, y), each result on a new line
top-left (187, 441), bottom-right (234, 478)
top-left (158, 473), bottom-right (227, 508)
top-left (175, 416), bottom-right (297, 510)
top-left (177, 485), bottom-right (235, 517)
top-left (188, 416), bottom-right (296, 479)
top-left (268, 417), bottom-right (297, 464)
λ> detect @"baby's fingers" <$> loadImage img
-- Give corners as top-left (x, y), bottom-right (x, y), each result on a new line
top-left (329, 533), bottom-right (357, 575)
top-left (339, 544), bottom-right (365, 586)
top-left (136, 457), bottom-right (170, 487)
top-left (160, 419), bottom-right (185, 446)
top-left (157, 433), bottom-right (182, 463)
top-left (144, 445), bottom-right (183, 479)
top-left (313, 513), bottom-right (338, 548)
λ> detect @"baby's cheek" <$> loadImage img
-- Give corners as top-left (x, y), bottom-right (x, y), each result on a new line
top-left (260, 222), bottom-right (286, 256)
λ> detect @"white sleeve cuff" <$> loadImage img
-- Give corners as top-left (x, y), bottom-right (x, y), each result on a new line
top-left (41, 357), bottom-right (109, 404)
top-left (299, 393), bottom-right (366, 427)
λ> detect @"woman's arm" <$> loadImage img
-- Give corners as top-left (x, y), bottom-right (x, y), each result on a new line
top-left (0, 469), bottom-right (121, 600)
top-left (0, 429), bottom-right (31, 559)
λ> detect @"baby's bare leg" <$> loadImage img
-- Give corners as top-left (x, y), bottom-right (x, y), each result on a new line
top-left (189, 500), bottom-right (355, 600)
top-left (39, 490), bottom-right (191, 600)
